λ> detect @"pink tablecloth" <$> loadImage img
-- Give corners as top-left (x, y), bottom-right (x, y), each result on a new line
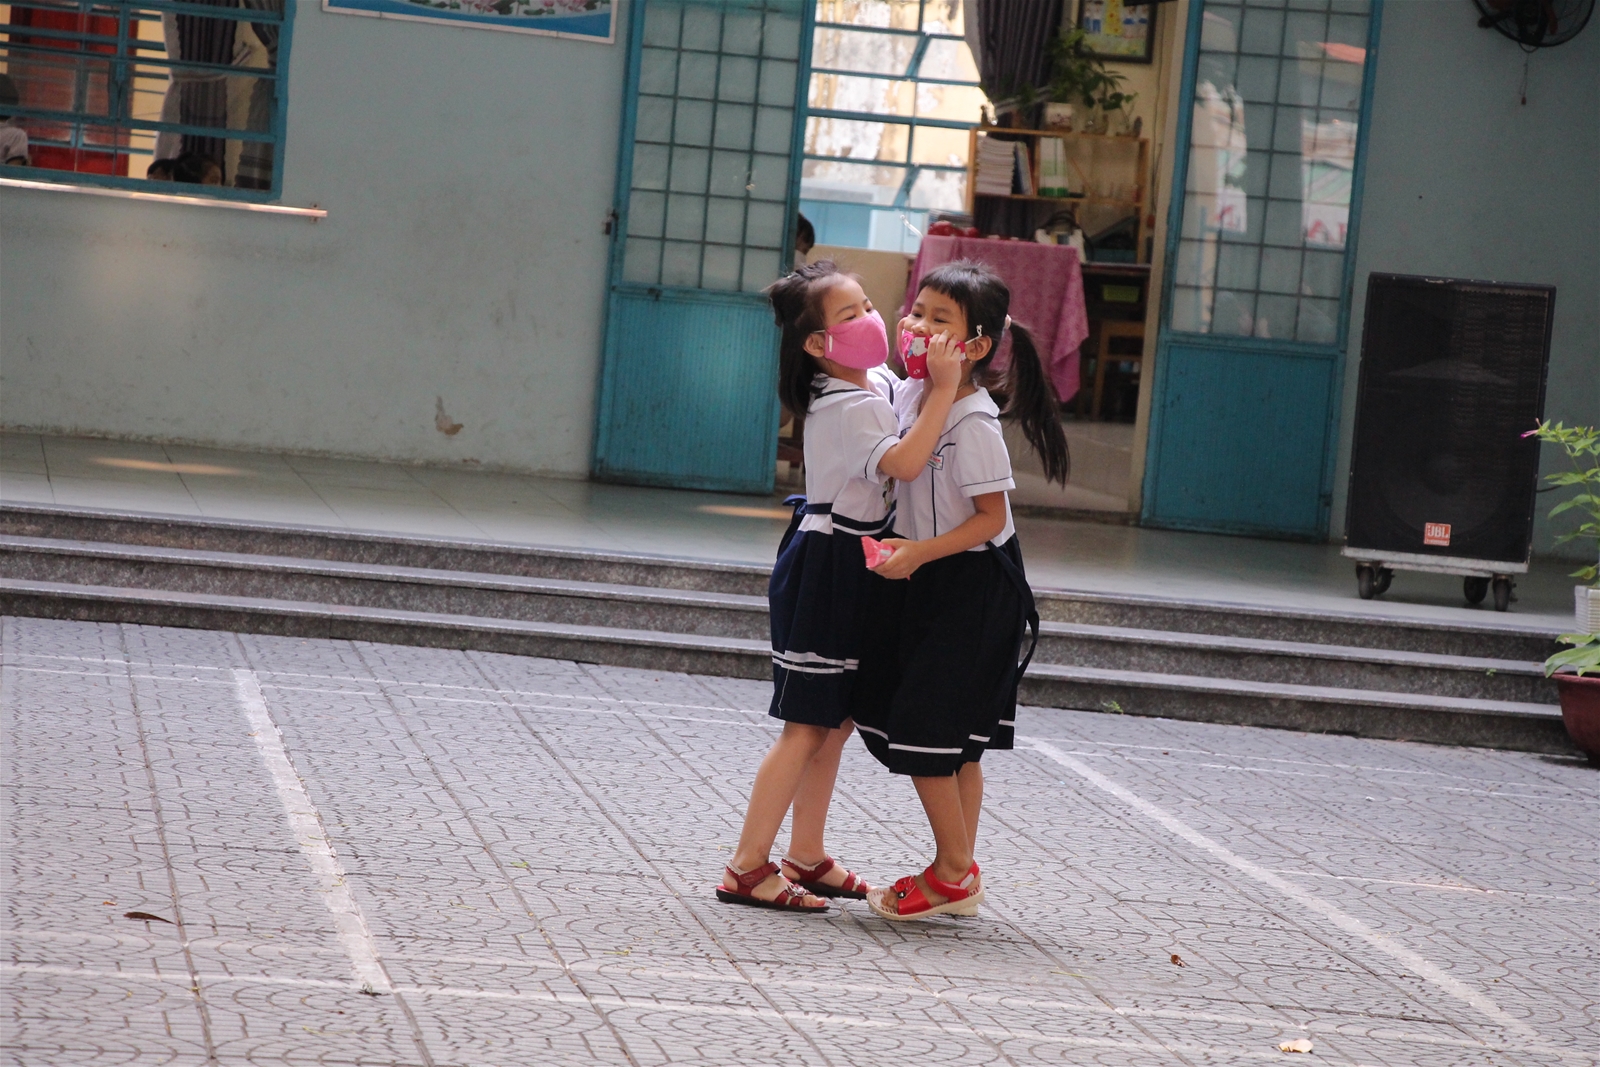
top-left (900, 236), bottom-right (1089, 403)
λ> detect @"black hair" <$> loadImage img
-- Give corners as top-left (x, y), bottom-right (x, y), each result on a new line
top-left (795, 212), bottom-right (815, 248)
top-left (916, 259), bottom-right (1071, 485)
top-left (0, 73), bottom-right (17, 110)
top-left (766, 259), bottom-right (847, 418)
top-left (170, 151), bottom-right (219, 184)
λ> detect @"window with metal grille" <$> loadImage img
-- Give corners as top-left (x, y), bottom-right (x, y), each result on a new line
top-left (1169, 0), bottom-right (1371, 345)
top-left (802, 0), bottom-right (986, 252)
top-left (0, 0), bottom-right (292, 197)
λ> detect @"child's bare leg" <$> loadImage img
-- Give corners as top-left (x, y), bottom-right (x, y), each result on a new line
top-left (957, 761), bottom-right (983, 856)
top-left (911, 772), bottom-right (975, 900)
top-left (784, 721), bottom-right (855, 886)
top-left (727, 723), bottom-right (831, 901)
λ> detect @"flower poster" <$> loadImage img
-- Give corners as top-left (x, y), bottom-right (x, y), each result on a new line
top-left (323, 0), bottom-right (614, 42)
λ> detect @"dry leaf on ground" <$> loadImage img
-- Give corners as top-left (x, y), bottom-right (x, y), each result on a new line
top-left (1278, 1037), bottom-right (1314, 1053)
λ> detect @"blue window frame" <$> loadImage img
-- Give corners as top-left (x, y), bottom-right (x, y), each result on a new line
top-left (0, 0), bottom-right (294, 200)
top-left (801, 0), bottom-right (986, 251)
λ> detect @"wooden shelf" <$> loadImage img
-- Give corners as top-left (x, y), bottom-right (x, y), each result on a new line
top-left (977, 125), bottom-right (1144, 141)
top-left (975, 192), bottom-right (1142, 207)
top-left (967, 126), bottom-right (1151, 262)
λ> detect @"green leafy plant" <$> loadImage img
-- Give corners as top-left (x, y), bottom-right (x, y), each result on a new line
top-left (985, 29), bottom-right (1137, 128)
top-left (1524, 420), bottom-right (1600, 586)
top-left (1046, 28), bottom-right (1137, 115)
top-left (1545, 632), bottom-right (1600, 678)
top-left (1525, 421), bottom-right (1600, 676)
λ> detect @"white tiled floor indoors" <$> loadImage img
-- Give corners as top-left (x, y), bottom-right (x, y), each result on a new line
top-left (0, 431), bottom-right (1577, 632)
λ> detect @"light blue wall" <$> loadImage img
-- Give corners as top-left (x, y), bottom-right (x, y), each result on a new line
top-left (1334, 1), bottom-right (1600, 558)
top-left (0, 1), bottom-right (629, 477)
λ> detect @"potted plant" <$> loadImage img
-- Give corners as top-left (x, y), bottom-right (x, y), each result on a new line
top-left (988, 28), bottom-right (1138, 133)
top-left (1544, 633), bottom-right (1599, 761)
top-left (1044, 28), bottom-right (1137, 134)
top-left (1525, 420), bottom-right (1600, 760)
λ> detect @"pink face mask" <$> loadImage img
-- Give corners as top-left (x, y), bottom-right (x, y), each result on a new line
top-left (821, 309), bottom-right (888, 370)
top-left (898, 329), bottom-right (971, 379)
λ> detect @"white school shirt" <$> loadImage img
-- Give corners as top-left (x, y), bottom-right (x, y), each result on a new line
top-left (798, 367), bottom-right (901, 536)
top-left (892, 378), bottom-right (1016, 550)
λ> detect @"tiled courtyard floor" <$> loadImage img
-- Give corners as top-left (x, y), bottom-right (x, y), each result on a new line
top-left (3, 616), bottom-right (1595, 1066)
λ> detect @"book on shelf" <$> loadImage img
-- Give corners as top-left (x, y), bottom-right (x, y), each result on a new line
top-left (1038, 136), bottom-right (1070, 198)
top-left (974, 134), bottom-right (1015, 196)
top-left (1012, 141), bottom-right (1034, 195)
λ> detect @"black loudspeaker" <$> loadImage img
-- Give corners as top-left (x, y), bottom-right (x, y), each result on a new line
top-left (1345, 273), bottom-right (1554, 566)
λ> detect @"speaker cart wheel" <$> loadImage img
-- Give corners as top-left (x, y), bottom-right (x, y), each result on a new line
top-left (1375, 567), bottom-right (1393, 595)
top-left (1357, 564), bottom-right (1378, 599)
top-left (1464, 576), bottom-right (1490, 605)
top-left (1492, 575), bottom-right (1513, 612)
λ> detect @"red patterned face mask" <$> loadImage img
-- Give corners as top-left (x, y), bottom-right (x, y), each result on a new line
top-left (898, 329), bottom-right (973, 379)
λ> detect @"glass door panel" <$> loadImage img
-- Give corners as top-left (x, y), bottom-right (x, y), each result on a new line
top-left (1142, 0), bottom-right (1380, 539)
top-left (594, 0), bottom-right (812, 493)
top-left (1170, 0), bottom-right (1371, 344)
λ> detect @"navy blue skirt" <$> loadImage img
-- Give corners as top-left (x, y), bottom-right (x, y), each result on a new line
top-left (850, 536), bottom-right (1039, 776)
top-left (768, 496), bottom-right (892, 729)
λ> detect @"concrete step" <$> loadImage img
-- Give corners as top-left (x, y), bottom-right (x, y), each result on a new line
top-left (0, 578), bottom-right (770, 679)
top-left (0, 535), bottom-right (769, 640)
top-left (1019, 664), bottom-right (1570, 755)
top-left (1033, 588), bottom-right (1561, 661)
top-left (0, 577), bottom-right (1572, 755)
top-left (0, 503), bottom-right (771, 596)
top-left (0, 503), bottom-right (1562, 662)
top-left (1037, 622), bottom-right (1556, 705)
top-left (1, 534), bottom-right (1554, 706)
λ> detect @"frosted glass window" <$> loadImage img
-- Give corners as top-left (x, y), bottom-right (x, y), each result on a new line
top-left (619, 1), bottom-right (803, 289)
top-left (665, 194), bottom-right (706, 242)
top-left (1171, 0), bottom-right (1369, 342)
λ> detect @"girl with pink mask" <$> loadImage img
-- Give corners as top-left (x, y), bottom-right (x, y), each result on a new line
top-left (715, 260), bottom-right (964, 913)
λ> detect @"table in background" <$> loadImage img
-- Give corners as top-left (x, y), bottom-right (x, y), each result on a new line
top-left (901, 236), bottom-right (1089, 403)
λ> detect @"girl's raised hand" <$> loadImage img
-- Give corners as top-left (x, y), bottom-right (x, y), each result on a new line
top-left (925, 331), bottom-right (964, 392)
top-left (872, 538), bottom-right (925, 580)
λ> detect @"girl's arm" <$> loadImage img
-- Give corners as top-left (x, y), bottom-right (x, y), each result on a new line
top-left (872, 491), bottom-right (1007, 580)
top-left (875, 333), bottom-right (964, 482)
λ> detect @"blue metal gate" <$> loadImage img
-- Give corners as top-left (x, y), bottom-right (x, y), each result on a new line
top-left (1142, 0), bottom-right (1382, 539)
top-left (591, 0), bottom-right (814, 493)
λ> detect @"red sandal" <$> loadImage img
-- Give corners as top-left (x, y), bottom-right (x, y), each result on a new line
top-left (780, 855), bottom-right (871, 900)
top-left (714, 862), bottom-right (829, 913)
top-left (867, 862), bottom-right (983, 921)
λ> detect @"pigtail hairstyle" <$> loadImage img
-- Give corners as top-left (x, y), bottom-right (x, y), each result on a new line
top-left (917, 259), bottom-right (1072, 486)
top-left (765, 259), bottom-right (844, 419)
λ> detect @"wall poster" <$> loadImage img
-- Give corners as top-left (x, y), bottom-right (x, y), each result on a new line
top-left (323, 0), bottom-right (614, 42)
top-left (1075, 0), bottom-right (1156, 62)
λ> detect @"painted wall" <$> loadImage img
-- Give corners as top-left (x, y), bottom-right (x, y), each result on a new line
top-left (1334, 2), bottom-right (1600, 558)
top-left (0, 1), bottom-right (629, 477)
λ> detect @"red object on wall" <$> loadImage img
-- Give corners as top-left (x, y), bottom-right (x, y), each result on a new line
top-left (8, 5), bottom-right (131, 175)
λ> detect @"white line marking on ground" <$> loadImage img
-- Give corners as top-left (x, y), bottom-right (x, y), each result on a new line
top-left (1025, 739), bottom-right (1567, 1059)
top-left (0, 947), bottom-right (1534, 1057)
top-left (233, 668), bottom-right (391, 995)
top-left (0, 962), bottom-right (1305, 1063)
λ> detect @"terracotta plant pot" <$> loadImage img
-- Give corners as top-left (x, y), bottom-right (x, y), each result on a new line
top-left (1555, 673), bottom-right (1600, 763)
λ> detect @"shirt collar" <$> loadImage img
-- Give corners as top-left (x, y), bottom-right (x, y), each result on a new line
top-left (811, 373), bottom-right (887, 413)
top-left (944, 386), bottom-right (1000, 430)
